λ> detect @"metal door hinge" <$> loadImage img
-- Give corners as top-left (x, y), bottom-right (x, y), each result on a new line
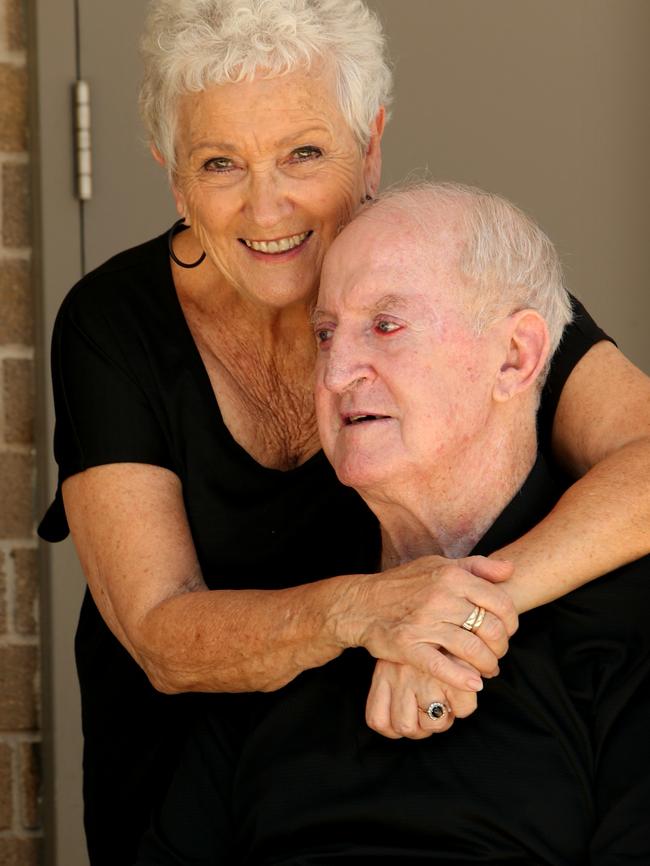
top-left (74, 80), bottom-right (92, 201)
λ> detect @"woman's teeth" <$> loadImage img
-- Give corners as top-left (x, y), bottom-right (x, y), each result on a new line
top-left (243, 231), bottom-right (310, 254)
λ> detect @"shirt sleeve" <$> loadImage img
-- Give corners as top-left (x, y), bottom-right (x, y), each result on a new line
top-left (537, 294), bottom-right (614, 451)
top-left (38, 280), bottom-right (174, 542)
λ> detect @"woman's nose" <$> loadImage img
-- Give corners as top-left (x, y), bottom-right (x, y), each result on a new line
top-left (244, 169), bottom-right (293, 229)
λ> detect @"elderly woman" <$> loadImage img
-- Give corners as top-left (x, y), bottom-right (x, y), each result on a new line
top-left (136, 183), bottom-right (650, 864)
top-left (38, 1), bottom-right (650, 864)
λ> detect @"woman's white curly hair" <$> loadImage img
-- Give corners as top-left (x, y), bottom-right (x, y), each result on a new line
top-left (140, 0), bottom-right (392, 174)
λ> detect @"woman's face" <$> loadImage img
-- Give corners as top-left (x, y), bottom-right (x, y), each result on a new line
top-left (171, 68), bottom-right (383, 309)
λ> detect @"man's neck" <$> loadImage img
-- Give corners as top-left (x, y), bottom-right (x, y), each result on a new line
top-left (364, 414), bottom-right (538, 568)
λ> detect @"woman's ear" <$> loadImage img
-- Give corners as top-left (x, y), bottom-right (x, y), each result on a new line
top-left (150, 143), bottom-right (165, 167)
top-left (493, 309), bottom-right (550, 402)
top-left (150, 144), bottom-right (187, 219)
top-left (170, 183), bottom-right (187, 220)
top-left (363, 106), bottom-right (386, 198)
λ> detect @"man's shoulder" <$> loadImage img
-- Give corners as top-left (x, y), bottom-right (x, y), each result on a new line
top-left (473, 456), bottom-right (565, 556)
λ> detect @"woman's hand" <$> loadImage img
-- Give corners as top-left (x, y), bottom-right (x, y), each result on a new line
top-left (366, 657), bottom-right (479, 739)
top-left (333, 555), bottom-right (517, 693)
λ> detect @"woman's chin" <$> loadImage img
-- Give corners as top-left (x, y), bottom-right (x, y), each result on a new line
top-left (234, 246), bottom-right (321, 308)
top-left (238, 271), bottom-right (318, 310)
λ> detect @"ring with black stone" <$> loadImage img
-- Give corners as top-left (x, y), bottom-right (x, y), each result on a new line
top-left (424, 701), bottom-right (446, 721)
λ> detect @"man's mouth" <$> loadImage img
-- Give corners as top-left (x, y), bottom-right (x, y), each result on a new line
top-left (240, 231), bottom-right (312, 254)
top-left (344, 414), bottom-right (390, 426)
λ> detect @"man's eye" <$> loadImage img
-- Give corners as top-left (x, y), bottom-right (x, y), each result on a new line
top-left (375, 320), bottom-right (400, 334)
top-left (203, 157), bottom-right (234, 173)
top-left (291, 146), bottom-right (323, 163)
top-left (315, 327), bottom-right (333, 344)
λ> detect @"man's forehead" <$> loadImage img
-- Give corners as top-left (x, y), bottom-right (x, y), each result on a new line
top-left (314, 288), bottom-right (420, 318)
top-left (319, 241), bottom-right (459, 315)
top-left (312, 271), bottom-right (458, 333)
top-left (337, 204), bottom-right (461, 272)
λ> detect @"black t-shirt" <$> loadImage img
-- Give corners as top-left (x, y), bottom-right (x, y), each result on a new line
top-left (38, 230), bottom-right (611, 866)
top-left (136, 459), bottom-right (650, 865)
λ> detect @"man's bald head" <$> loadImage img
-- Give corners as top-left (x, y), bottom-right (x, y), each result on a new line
top-left (349, 182), bottom-right (572, 365)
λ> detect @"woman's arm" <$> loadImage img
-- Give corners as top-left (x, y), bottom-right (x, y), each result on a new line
top-left (494, 341), bottom-right (650, 612)
top-left (63, 463), bottom-right (516, 695)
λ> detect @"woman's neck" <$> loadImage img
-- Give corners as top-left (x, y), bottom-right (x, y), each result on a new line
top-left (174, 262), bottom-right (320, 470)
top-left (176, 260), bottom-right (317, 348)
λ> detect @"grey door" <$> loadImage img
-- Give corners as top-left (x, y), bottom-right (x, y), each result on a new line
top-left (77, 4), bottom-right (177, 271)
top-left (35, 3), bottom-right (175, 864)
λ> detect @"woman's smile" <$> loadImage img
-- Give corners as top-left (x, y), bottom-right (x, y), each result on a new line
top-left (170, 69), bottom-right (383, 308)
top-left (240, 229), bottom-right (313, 257)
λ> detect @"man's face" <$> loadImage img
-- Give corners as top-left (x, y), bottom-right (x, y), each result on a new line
top-left (314, 210), bottom-right (500, 494)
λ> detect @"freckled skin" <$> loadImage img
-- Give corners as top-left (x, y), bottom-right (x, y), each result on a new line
top-left (170, 68), bottom-right (373, 310)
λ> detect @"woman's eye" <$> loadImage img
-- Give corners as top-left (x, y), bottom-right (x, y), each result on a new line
top-left (290, 146), bottom-right (323, 163)
top-left (375, 320), bottom-right (401, 334)
top-left (203, 157), bottom-right (235, 173)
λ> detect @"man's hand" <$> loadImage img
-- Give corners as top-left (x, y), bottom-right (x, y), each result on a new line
top-left (366, 657), bottom-right (480, 739)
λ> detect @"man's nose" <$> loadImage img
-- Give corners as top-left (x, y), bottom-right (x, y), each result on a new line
top-left (244, 168), bottom-right (293, 229)
top-left (321, 338), bottom-right (372, 394)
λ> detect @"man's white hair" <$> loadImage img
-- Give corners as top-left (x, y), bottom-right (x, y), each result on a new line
top-left (366, 182), bottom-right (573, 363)
top-left (140, 0), bottom-right (392, 175)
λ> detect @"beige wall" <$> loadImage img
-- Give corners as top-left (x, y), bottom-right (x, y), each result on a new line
top-left (370, 0), bottom-right (650, 373)
top-left (0, 0), bottom-right (42, 862)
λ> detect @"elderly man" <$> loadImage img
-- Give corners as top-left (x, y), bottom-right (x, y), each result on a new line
top-left (138, 184), bottom-right (650, 865)
top-left (313, 181), bottom-right (572, 735)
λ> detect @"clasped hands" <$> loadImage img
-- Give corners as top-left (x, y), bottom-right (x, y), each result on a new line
top-left (346, 555), bottom-right (517, 740)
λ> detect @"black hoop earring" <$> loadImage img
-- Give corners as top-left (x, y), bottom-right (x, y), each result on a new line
top-left (167, 219), bottom-right (206, 269)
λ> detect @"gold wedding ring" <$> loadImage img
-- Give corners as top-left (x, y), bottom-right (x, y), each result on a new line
top-left (461, 605), bottom-right (486, 632)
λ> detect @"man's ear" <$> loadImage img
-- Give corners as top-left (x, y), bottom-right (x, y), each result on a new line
top-left (363, 106), bottom-right (385, 198)
top-left (493, 309), bottom-right (550, 402)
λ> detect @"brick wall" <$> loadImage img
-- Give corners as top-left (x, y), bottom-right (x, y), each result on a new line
top-left (0, 0), bottom-right (42, 862)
